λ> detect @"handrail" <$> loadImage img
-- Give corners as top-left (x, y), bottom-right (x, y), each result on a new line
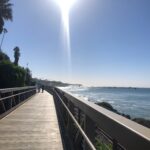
top-left (0, 86), bottom-right (36, 93)
top-left (0, 89), bottom-right (35, 101)
top-left (54, 89), bottom-right (96, 150)
top-left (51, 87), bottom-right (150, 150)
top-left (0, 86), bottom-right (36, 116)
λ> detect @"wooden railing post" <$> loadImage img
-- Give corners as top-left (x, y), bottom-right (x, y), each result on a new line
top-left (11, 91), bottom-right (16, 107)
top-left (113, 139), bottom-right (118, 150)
top-left (0, 94), bottom-right (6, 113)
top-left (83, 115), bottom-right (96, 150)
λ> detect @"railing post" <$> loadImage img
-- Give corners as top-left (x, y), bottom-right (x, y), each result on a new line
top-left (67, 100), bottom-right (74, 140)
top-left (18, 94), bottom-right (20, 104)
top-left (7, 92), bottom-right (12, 109)
top-left (11, 91), bottom-right (16, 107)
top-left (74, 108), bottom-right (83, 149)
top-left (83, 115), bottom-right (96, 150)
top-left (113, 139), bottom-right (118, 150)
top-left (0, 94), bottom-right (6, 113)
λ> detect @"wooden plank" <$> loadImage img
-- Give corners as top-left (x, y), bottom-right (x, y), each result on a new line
top-left (0, 91), bottom-right (63, 150)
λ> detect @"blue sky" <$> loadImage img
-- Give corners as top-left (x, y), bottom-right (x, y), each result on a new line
top-left (2, 0), bottom-right (150, 87)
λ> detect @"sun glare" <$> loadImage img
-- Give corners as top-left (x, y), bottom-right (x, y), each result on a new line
top-left (55, 0), bottom-right (76, 28)
top-left (56, 0), bottom-right (76, 12)
top-left (55, 0), bottom-right (76, 80)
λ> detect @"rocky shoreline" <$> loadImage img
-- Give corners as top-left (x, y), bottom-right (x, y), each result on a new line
top-left (96, 102), bottom-right (150, 128)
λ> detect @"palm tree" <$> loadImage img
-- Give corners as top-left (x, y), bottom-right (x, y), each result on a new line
top-left (0, 28), bottom-right (7, 51)
top-left (13, 46), bottom-right (20, 66)
top-left (0, 0), bottom-right (13, 33)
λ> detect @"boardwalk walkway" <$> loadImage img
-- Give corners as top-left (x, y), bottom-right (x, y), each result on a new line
top-left (0, 91), bottom-right (63, 150)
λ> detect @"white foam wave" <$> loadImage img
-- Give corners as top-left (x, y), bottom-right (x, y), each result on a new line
top-left (60, 85), bottom-right (89, 92)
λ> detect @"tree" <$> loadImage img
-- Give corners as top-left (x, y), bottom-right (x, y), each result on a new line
top-left (0, 60), bottom-right (26, 88)
top-left (0, 28), bottom-right (7, 51)
top-left (13, 46), bottom-right (20, 66)
top-left (25, 67), bottom-right (32, 85)
top-left (0, 0), bottom-right (13, 33)
top-left (0, 50), bottom-right (10, 62)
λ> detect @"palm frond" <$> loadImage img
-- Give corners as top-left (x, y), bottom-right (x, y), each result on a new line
top-left (0, 0), bottom-right (13, 21)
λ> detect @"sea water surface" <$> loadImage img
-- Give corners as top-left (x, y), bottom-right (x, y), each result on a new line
top-left (60, 86), bottom-right (150, 120)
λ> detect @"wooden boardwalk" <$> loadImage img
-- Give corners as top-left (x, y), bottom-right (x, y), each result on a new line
top-left (0, 91), bottom-right (63, 150)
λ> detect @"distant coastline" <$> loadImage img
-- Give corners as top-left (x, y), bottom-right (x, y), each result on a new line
top-left (33, 78), bottom-right (82, 87)
top-left (90, 86), bottom-right (150, 90)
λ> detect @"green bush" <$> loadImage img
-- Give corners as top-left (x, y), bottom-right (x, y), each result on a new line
top-left (0, 51), bottom-right (10, 62)
top-left (95, 138), bottom-right (112, 150)
top-left (0, 60), bottom-right (26, 88)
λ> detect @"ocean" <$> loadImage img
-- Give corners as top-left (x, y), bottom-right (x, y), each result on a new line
top-left (60, 86), bottom-right (150, 120)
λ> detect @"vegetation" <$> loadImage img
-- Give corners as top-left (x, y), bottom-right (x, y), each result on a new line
top-left (95, 138), bottom-right (112, 150)
top-left (0, 0), bottom-right (13, 33)
top-left (0, 60), bottom-right (25, 88)
top-left (0, 50), bottom-right (34, 88)
top-left (13, 46), bottom-right (20, 65)
top-left (25, 68), bottom-right (34, 86)
top-left (0, 51), bottom-right (10, 62)
top-left (96, 102), bottom-right (150, 128)
top-left (0, 1), bottom-right (35, 88)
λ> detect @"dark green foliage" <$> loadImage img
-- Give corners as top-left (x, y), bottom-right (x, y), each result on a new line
top-left (95, 138), bottom-right (112, 150)
top-left (25, 68), bottom-right (32, 86)
top-left (0, 50), bottom-right (34, 88)
top-left (0, 60), bottom-right (26, 88)
top-left (0, 0), bottom-right (13, 33)
top-left (0, 17), bottom-right (4, 33)
top-left (0, 51), bottom-right (10, 62)
top-left (13, 46), bottom-right (20, 66)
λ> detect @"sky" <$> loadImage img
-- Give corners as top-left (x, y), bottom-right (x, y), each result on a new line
top-left (2, 0), bottom-right (150, 87)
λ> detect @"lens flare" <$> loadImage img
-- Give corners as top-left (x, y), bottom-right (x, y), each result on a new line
top-left (55, 0), bottom-right (76, 79)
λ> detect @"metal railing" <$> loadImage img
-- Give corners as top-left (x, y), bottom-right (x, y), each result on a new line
top-left (0, 86), bottom-right (36, 116)
top-left (46, 87), bottom-right (150, 150)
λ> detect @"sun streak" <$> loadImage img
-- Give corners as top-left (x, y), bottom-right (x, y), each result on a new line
top-left (56, 0), bottom-right (76, 30)
top-left (55, 0), bottom-right (76, 79)
top-left (56, 0), bottom-right (76, 12)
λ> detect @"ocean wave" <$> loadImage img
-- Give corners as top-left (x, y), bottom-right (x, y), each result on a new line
top-left (60, 85), bottom-right (89, 92)
top-left (66, 86), bottom-right (150, 119)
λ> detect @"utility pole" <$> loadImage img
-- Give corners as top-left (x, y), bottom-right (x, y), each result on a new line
top-left (0, 28), bottom-right (7, 52)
